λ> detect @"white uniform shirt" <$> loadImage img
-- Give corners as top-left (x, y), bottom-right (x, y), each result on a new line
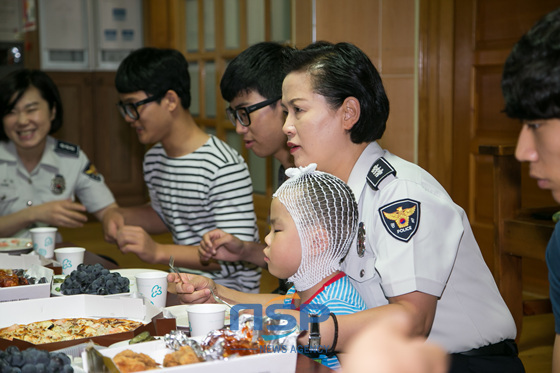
top-left (0, 136), bottom-right (115, 238)
top-left (344, 142), bottom-right (516, 353)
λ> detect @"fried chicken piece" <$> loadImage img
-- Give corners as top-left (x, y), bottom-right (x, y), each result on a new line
top-left (113, 349), bottom-right (160, 372)
top-left (163, 346), bottom-right (201, 367)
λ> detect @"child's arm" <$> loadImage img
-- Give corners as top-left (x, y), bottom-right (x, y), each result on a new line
top-left (115, 225), bottom-right (222, 270)
top-left (200, 228), bottom-right (267, 267)
top-left (169, 272), bottom-right (277, 305)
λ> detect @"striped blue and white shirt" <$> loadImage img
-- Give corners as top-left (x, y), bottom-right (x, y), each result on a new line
top-left (144, 135), bottom-right (261, 293)
top-left (283, 272), bottom-right (367, 369)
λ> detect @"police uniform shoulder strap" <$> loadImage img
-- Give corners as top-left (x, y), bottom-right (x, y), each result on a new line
top-left (54, 140), bottom-right (79, 157)
top-left (366, 156), bottom-right (396, 190)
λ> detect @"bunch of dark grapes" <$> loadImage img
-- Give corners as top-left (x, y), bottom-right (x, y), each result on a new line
top-left (0, 346), bottom-right (73, 372)
top-left (59, 263), bottom-right (129, 295)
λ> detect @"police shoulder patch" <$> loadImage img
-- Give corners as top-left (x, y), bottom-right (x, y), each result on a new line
top-left (367, 157), bottom-right (396, 190)
top-left (378, 199), bottom-right (420, 242)
top-left (54, 140), bottom-right (79, 157)
top-left (83, 162), bottom-right (102, 182)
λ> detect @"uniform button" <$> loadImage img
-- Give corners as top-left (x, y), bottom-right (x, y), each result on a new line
top-left (360, 269), bottom-right (365, 277)
top-left (28, 178), bottom-right (32, 184)
top-left (27, 201), bottom-right (33, 206)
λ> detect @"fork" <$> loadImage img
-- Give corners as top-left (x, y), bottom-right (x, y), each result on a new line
top-left (210, 287), bottom-right (233, 308)
top-left (168, 256), bottom-right (184, 284)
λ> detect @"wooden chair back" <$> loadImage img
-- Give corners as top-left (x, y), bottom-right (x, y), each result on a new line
top-left (479, 144), bottom-right (553, 337)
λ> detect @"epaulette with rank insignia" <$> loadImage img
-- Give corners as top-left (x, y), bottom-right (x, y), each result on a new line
top-left (54, 140), bottom-right (79, 157)
top-left (366, 157), bottom-right (396, 190)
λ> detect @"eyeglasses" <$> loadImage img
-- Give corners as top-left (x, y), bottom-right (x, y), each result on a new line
top-left (225, 96), bottom-right (281, 127)
top-left (117, 93), bottom-right (163, 121)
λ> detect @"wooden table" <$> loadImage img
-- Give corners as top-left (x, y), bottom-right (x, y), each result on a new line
top-left (54, 244), bottom-right (336, 373)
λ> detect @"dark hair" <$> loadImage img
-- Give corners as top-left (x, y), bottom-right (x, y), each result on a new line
top-left (0, 69), bottom-right (63, 141)
top-left (220, 42), bottom-right (295, 102)
top-left (115, 47), bottom-right (191, 109)
top-left (502, 7), bottom-right (560, 120)
top-left (284, 41), bottom-right (389, 143)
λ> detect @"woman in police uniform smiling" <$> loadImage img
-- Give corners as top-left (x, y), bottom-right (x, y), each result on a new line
top-left (0, 69), bottom-right (117, 239)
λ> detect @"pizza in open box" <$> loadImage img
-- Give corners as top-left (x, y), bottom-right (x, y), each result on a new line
top-left (0, 318), bottom-right (143, 344)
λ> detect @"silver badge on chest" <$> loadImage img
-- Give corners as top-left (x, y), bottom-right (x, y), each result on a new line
top-left (51, 174), bottom-right (65, 195)
top-left (357, 222), bottom-right (366, 257)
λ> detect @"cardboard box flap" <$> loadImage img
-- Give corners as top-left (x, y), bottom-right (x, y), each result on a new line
top-left (0, 253), bottom-right (42, 269)
top-left (0, 295), bottom-right (148, 328)
top-left (24, 264), bottom-right (53, 281)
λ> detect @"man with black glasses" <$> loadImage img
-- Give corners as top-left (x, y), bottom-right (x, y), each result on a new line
top-left (199, 42), bottom-right (295, 293)
top-left (102, 47), bottom-right (261, 293)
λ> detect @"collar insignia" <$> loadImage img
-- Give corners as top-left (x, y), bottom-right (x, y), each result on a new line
top-left (55, 140), bottom-right (79, 157)
top-left (379, 199), bottom-right (420, 242)
top-left (367, 157), bottom-right (396, 190)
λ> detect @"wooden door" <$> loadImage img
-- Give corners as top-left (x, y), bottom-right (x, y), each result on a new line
top-left (91, 72), bottom-right (147, 207)
top-left (452, 0), bottom-right (558, 291)
top-left (47, 72), bottom-right (95, 159)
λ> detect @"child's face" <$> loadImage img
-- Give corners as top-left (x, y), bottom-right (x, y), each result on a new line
top-left (263, 198), bottom-right (302, 280)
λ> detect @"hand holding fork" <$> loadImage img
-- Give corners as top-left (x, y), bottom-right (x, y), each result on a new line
top-left (169, 256), bottom-right (232, 307)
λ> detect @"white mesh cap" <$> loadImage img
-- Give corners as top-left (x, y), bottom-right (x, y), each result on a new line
top-left (273, 163), bottom-right (359, 291)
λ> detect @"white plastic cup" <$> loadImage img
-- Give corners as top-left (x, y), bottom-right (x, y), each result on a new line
top-left (187, 304), bottom-right (227, 337)
top-left (30, 227), bottom-right (58, 258)
top-left (54, 247), bottom-right (85, 275)
top-left (135, 271), bottom-right (168, 308)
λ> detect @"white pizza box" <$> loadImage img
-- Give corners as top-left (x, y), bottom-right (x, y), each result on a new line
top-left (0, 261), bottom-right (53, 303)
top-left (89, 339), bottom-right (298, 373)
top-left (0, 294), bottom-right (159, 328)
top-left (0, 294), bottom-right (176, 351)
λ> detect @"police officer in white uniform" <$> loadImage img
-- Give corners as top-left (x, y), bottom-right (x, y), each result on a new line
top-left (0, 137), bottom-right (115, 238)
top-left (280, 42), bottom-right (525, 373)
top-left (345, 143), bottom-right (520, 366)
top-left (173, 42), bottom-right (525, 373)
top-left (0, 69), bottom-right (117, 239)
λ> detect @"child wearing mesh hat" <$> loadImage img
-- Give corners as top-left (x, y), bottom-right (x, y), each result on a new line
top-left (263, 163), bottom-right (367, 369)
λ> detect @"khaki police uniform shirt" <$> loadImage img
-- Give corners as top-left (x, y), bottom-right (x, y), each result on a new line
top-left (0, 136), bottom-right (115, 238)
top-left (343, 141), bottom-right (516, 353)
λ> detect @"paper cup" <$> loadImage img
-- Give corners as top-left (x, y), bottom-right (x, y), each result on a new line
top-left (135, 271), bottom-right (168, 308)
top-left (30, 227), bottom-right (58, 258)
top-left (187, 304), bottom-right (227, 337)
top-left (54, 247), bottom-right (85, 275)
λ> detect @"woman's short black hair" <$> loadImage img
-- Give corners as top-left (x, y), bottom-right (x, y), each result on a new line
top-left (0, 69), bottom-right (64, 141)
top-left (284, 41), bottom-right (389, 143)
top-left (502, 7), bottom-right (560, 120)
top-left (115, 47), bottom-right (191, 109)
